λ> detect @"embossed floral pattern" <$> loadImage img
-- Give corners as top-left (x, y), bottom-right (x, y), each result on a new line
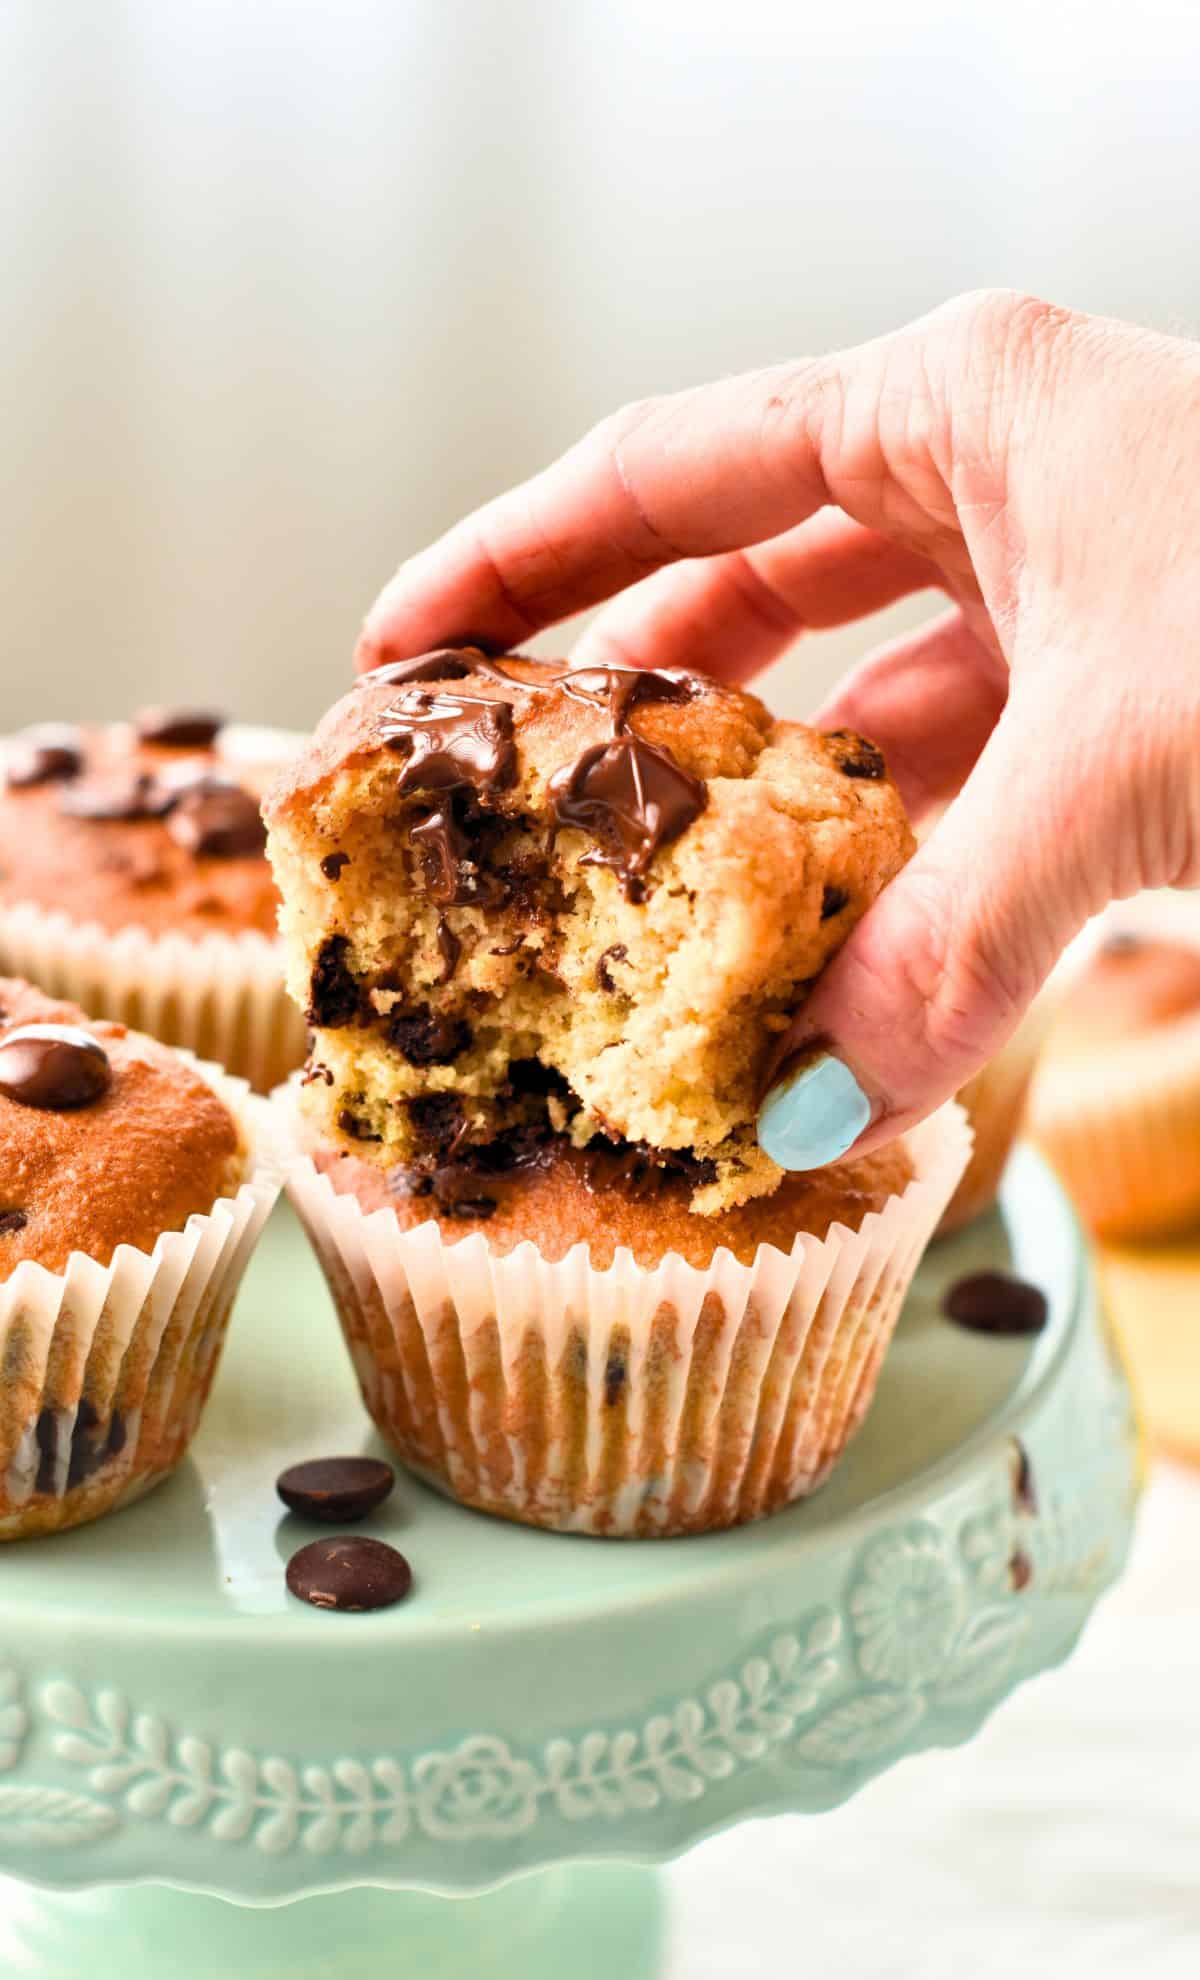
top-left (849, 1525), bottom-right (965, 1685)
top-left (0, 1670), bottom-right (28, 1773)
top-left (413, 1737), bottom-right (541, 1842)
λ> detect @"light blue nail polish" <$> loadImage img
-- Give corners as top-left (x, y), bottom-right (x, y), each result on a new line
top-left (758, 1052), bottom-right (873, 1171)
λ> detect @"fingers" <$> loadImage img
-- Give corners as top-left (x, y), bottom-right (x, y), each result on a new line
top-left (355, 302), bottom-right (968, 670)
top-left (812, 605), bottom-right (1008, 820)
top-left (758, 696), bottom-right (1096, 1169)
top-left (570, 513), bottom-right (944, 684)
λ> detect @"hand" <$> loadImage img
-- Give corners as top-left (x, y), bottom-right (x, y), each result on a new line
top-left (355, 290), bottom-right (1200, 1168)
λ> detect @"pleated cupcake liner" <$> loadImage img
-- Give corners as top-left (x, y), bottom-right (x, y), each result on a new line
top-left (938, 996), bottom-right (1055, 1237)
top-left (1031, 1007), bottom-right (1200, 1241)
top-left (0, 1062), bottom-right (284, 1540)
top-left (0, 722), bottom-right (308, 1092)
top-left (280, 1097), bottom-right (971, 1538)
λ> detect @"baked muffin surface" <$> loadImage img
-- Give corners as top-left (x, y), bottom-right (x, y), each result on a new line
top-left (0, 716), bottom-right (279, 938)
top-left (0, 977), bottom-right (244, 1275)
top-left (267, 651), bottom-right (914, 1213)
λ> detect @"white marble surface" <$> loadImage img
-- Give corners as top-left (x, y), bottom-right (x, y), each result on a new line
top-left (665, 1462), bottom-right (1200, 1976)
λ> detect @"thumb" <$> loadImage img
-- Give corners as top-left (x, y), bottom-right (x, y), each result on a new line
top-left (758, 712), bottom-right (1091, 1169)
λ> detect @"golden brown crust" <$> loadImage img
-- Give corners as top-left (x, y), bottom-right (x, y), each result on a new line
top-left (312, 1134), bottom-right (915, 1270)
top-left (0, 725), bottom-right (280, 938)
top-left (0, 978), bottom-right (244, 1275)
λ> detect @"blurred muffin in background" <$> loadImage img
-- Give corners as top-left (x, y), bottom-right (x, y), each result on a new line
top-left (0, 710), bottom-right (307, 1090)
top-left (937, 999), bottom-right (1052, 1237)
top-left (1029, 931), bottom-right (1200, 1241)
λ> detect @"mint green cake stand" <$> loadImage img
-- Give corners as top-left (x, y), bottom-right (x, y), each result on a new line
top-left (0, 1148), bottom-right (1138, 1976)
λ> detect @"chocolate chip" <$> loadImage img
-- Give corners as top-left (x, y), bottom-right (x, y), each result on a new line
top-left (277, 1457), bottom-right (396, 1524)
top-left (320, 851), bottom-right (350, 881)
top-left (436, 915), bottom-right (462, 982)
top-left (387, 1007), bottom-right (472, 1068)
top-left (0, 1025), bottom-right (112, 1110)
top-left (67, 1404), bottom-right (126, 1489)
top-left (307, 935), bottom-right (361, 1028)
top-left (300, 1058), bottom-right (335, 1087)
top-left (826, 730), bottom-right (887, 780)
top-left (549, 733), bottom-right (707, 899)
top-left (5, 725), bottom-right (84, 789)
top-left (134, 707), bottom-right (226, 748)
top-left (337, 1106), bottom-right (381, 1143)
top-left (596, 943), bottom-right (628, 992)
top-left (286, 1535), bottom-right (413, 1612)
top-left (942, 1271), bottom-right (1048, 1336)
top-left (821, 885), bottom-right (849, 920)
top-left (407, 1091), bottom-right (466, 1158)
top-left (166, 784), bottom-right (266, 858)
top-left (0, 1208), bottom-right (27, 1236)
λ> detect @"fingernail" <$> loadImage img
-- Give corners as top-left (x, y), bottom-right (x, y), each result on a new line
top-left (757, 1049), bottom-right (873, 1171)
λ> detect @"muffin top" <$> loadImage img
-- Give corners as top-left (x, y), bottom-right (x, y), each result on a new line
top-left (267, 650), bottom-right (913, 1214)
top-left (0, 978), bottom-right (246, 1275)
top-left (1052, 933), bottom-right (1200, 1053)
top-left (312, 1131), bottom-right (915, 1271)
top-left (0, 710), bottom-right (284, 938)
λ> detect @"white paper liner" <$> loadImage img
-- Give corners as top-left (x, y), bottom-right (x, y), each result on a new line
top-left (281, 1099), bottom-right (971, 1538)
top-left (1030, 913), bottom-right (1200, 1240)
top-left (0, 1060), bottom-right (283, 1539)
top-left (0, 722), bottom-right (308, 1091)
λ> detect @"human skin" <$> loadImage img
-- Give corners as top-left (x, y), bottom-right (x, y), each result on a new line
top-left (352, 290), bottom-right (1200, 1168)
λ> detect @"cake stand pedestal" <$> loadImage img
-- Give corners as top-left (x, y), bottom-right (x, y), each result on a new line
top-left (0, 1150), bottom-right (1138, 1977)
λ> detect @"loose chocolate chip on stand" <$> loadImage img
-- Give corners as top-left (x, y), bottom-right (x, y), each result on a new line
top-left (286, 1535), bottom-right (413, 1612)
top-left (826, 729), bottom-right (887, 781)
top-left (134, 707), bottom-right (227, 748)
top-left (0, 1208), bottom-right (28, 1236)
top-left (821, 885), bottom-right (849, 921)
top-left (0, 1025), bottom-right (112, 1110)
top-left (320, 851), bottom-right (350, 881)
top-left (5, 725), bottom-right (84, 789)
top-left (942, 1271), bottom-right (1049, 1336)
top-left (167, 784), bottom-right (267, 858)
top-left (277, 1457), bottom-right (396, 1524)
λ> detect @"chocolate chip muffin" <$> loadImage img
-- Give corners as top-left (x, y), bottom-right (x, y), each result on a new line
top-left (1030, 930), bottom-right (1200, 1240)
top-left (266, 651), bottom-right (914, 1214)
top-left (271, 650), bottom-right (968, 1536)
top-left (0, 710), bottom-right (307, 1090)
top-left (0, 977), bottom-right (280, 1539)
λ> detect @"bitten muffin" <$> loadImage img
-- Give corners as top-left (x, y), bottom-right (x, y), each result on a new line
top-left (0, 977), bottom-right (279, 1538)
top-left (270, 650), bottom-right (968, 1537)
top-left (0, 710), bottom-right (307, 1089)
top-left (266, 650), bottom-right (915, 1214)
top-left (1029, 932), bottom-right (1200, 1240)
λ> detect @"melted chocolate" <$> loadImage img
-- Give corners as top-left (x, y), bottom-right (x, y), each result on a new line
top-left (388, 1006), bottom-right (471, 1067)
top-left (0, 1208), bottom-right (28, 1236)
top-left (582, 1138), bottom-right (717, 1199)
top-left (307, 936), bottom-right (361, 1028)
top-left (549, 735), bottom-right (707, 898)
top-left (373, 651), bottom-right (709, 904)
top-left (134, 708), bottom-right (226, 748)
top-left (0, 1025), bottom-right (112, 1110)
top-left (435, 916), bottom-right (462, 983)
top-left (5, 725), bottom-right (84, 789)
top-left (596, 943), bottom-right (628, 992)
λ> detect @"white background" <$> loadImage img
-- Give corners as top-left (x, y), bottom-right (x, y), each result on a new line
top-left (4, 1), bottom-right (1200, 730)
